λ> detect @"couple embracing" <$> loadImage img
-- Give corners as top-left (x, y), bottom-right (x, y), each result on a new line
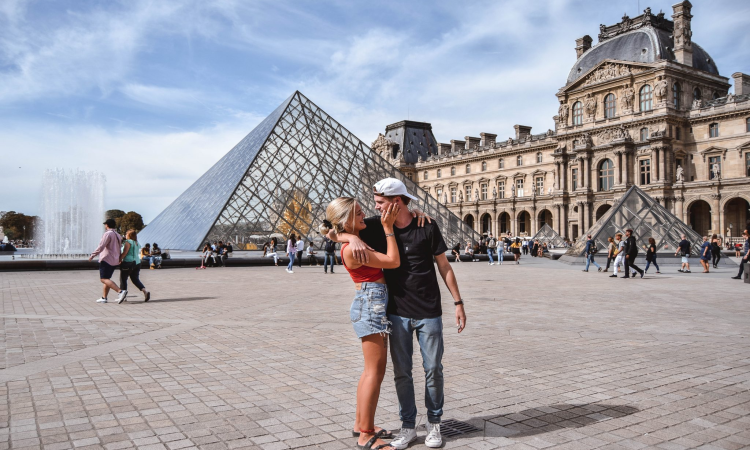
top-left (321, 178), bottom-right (467, 450)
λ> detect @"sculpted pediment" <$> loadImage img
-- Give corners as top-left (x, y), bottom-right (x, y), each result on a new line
top-left (562, 60), bottom-right (654, 93)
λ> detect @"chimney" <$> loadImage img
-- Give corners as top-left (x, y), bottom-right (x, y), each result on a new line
top-left (465, 136), bottom-right (481, 150)
top-left (480, 132), bottom-right (497, 148)
top-left (438, 143), bottom-right (451, 155)
top-left (514, 125), bottom-right (532, 140)
top-left (733, 72), bottom-right (750, 96)
top-left (575, 35), bottom-right (593, 58)
top-left (450, 139), bottom-right (466, 153)
top-left (672, 1), bottom-right (693, 66)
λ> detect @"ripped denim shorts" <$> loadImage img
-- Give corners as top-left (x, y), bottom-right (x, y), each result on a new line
top-left (350, 282), bottom-right (391, 338)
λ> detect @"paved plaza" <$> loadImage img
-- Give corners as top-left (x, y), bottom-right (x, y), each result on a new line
top-left (1, 258), bottom-right (749, 450)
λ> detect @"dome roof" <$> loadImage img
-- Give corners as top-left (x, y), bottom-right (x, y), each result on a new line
top-left (567, 27), bottom-right (719, 85)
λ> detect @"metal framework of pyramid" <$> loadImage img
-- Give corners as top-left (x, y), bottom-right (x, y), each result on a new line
top-left (532, 224), bottom-right (566, 247)
top-left (139, 91), bottom-right (480, 251)
top-left (566, 185), bottom-right (703, 257)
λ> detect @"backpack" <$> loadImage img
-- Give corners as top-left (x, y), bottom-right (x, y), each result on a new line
top-left (325, 239), bottom-right (336, 253)
top-left (488, 238), bottom-right (496, 248)
top-left (589, 241), bottom-right (598, 254)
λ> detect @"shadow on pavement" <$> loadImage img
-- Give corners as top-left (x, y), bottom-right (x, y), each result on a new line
top-left (133, 296), bottom-right (218, 303)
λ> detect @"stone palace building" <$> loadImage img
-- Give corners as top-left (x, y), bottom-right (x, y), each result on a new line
top-left (371, 1), bottom-right (750, 242)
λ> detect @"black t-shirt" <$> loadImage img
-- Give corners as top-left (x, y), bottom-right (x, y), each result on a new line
top-left (359, 216), bottom-right (448, 319)
top-left (678, 239), bottom-right (690, 255)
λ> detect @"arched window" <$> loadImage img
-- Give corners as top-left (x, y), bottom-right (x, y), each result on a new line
top-left (709, 123), bottom-right (719, 138)
top-left (450, 166), bottom-right (456, 176)
top-left (498, 159), bottom-right (504, 169)
top-left (672, 83), bottom-right (681, 108)
top-left (693, 87), bottom-right (702, 101)
top-left (598, 159), bottom-right (614, 191)
top-left (640, 127), bottom-right (649, 141)
top-left (604, 93), bottom-right (616, 118)
top-left (639, 85), bottom-right (652, 111)
top-left (536, 152), bottom-right (542, 163)
top-left (572, 101), bottom-right (583, 125)
top-left (481, 161), bottom-right (487, 171)
top-left (712, 92), bottom-right (720, 100)
top-left (465, 164), bottom-right (471, 174)
top-left (423, 171), bottom-right (428, 180)
top-left (437, 168), bottom-right (442, 178)
top-left (517, 155), bottom-right (523, 166)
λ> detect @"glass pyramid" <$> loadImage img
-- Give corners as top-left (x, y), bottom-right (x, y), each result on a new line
top-left (532, 224), bottom-right (566, 247)
top-left (566, 185), bottom-right (703, 257)
top-left (139, 91), bottom-right (480, 251)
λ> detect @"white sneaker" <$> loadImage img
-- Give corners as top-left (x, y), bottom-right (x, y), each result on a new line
top-left (424, 423), bottom-right (442, 448)
top-left (96, 297), bottom-right (107, 303)
top-left (390, 428), bottom-right (417, 450)
top-left (117, 290), bottom-right (128, 304)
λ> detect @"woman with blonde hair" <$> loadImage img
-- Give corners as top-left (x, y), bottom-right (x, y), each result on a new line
top-left (319, 197), bottom-right (400, 450)
top-left (118, 230), bottom-right (150, 303)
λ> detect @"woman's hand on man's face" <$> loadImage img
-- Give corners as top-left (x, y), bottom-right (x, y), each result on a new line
top-left (380, 203), bottom-right (399, 228)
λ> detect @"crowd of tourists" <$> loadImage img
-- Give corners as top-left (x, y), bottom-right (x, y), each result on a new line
top-left (450, 233), bottom-right (553, 265)
top-left (577, 228), bottom-right (750, 278)
top-left (199, 241), bottom-right (233, 268)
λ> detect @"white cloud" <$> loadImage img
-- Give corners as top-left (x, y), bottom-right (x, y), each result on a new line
top-left (119, 84), bottom-right (207, 109)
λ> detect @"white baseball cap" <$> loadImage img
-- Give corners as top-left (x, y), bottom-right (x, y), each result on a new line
top-left (373, 178), bottom-right (418, 201)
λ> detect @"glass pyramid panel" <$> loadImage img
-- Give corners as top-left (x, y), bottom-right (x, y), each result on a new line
top-left (142, 91), bottom-right (479, 250)
top-left (566, 185), bottom-right (703, 257)
top-left (532, 224), bottom-right (566, 247)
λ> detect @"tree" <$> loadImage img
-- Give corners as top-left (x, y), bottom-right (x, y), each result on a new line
top-left (0, 211), bottom-right (38, 240)
top-left (106, 209), bottom-right (126, 221)
top-left (117, 211), bottom-right (145, 233)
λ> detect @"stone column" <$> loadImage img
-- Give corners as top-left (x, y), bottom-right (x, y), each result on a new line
top-left (530, 207), bottom-right (537, 236)
top-left (555, 204), bottom-right (562, 236)
top-left (652, 148), bottom-right (660, 182)
top-left (577, 201), bottom-right (585, 234)
top-left (562, 161), bottom-right (568, 191)
top-left (580, 156), bottom-right (588, 190)
top-left (614, 151), bottom-right (622, 185)
top-left (711, 193), bottom-right (721, 235)
top-left (511, 207), bottom-right (517, 236)
top-left (659, 146), bottom-right (668, 183)
top-left (492, 210), bottom-right (499, 238)
top-left (583, 202), bottom-right (589, 232)
top-left (675, 195), bottom-right (685, 222)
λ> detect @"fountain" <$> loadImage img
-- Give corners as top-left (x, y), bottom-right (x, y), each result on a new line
top-left (38, 169), bottom-right (106, 258)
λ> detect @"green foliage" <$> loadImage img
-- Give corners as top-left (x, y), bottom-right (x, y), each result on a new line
top-left (118, 211), bottom-right (145, 233)
top-left (0, 211), bottom-right (38, 240)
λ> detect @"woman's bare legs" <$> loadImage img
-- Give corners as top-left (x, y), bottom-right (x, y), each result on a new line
top-left (355, 333), bottom-right (392, 448)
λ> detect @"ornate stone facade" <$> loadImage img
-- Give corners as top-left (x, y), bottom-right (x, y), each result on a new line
top-left (375, 2), bottom-right (750, 243)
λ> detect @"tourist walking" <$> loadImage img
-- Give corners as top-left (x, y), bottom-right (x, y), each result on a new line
top-left (296, 236), bottom-right (305, 268)
top-left (497, 238), bottom-right (504, 265)
top-left (675, 234), bottom-right (692, 273)
top-left (609, 233), bottom-right (625, 278)
top-left (118, 230), bottom-right (150, 302)
top-left (487, 233), bottom-right (497, 265)
top-left (644, 237), bottom-right (660, 274)
top-left (711, 234), bottom-right (722, 268)
top-left (623, 229), bottom-right (644, 278)
top-left (603, 237), bottom-right (616, 272)
top-left (511, 238), bottom-right (522, 264)
top-left (88, 218), bottom-right (127, 303)
top-left (323, 236), bottom-right (336, 273)
top-left (331, 178), bottom-right (467, 449)
top-left (522, 239), bottom-right (528, 255)
top-left (582, 235), bottom-right (601, 272)
top-left (732, 229), bottom-right (749, 280)
top-left (699, 236), bottom-right (712, 273)
top-left (286, 233), bottom-right (297, 273)
top-left (320, 198), bottom-right (401, 450)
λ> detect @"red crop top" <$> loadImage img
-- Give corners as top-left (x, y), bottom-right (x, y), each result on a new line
top-left (341, 243), bottom-right (384, 283)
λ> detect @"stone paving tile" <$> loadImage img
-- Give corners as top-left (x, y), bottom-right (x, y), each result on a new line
top-left (1, 260), bottom-right (750, 449)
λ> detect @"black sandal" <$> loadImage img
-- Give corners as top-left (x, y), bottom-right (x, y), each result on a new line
top-left (352, 429), bottom-right (393, 439)
top-left (355, 434), bottom-right (394, 450)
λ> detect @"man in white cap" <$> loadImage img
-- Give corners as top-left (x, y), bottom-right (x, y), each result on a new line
top-left (331, 177), bottom-right (467, 449)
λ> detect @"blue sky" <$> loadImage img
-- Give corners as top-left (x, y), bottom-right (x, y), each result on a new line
top-left (1, 0), bottom-right (749, 222)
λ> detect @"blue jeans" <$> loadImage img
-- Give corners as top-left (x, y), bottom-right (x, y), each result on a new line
top-left (644, 259), bottom-right (660, 272)
top-left (585, 254), bottom-right (601, 270)
top-left (324, 252), bottom-right (336, 272)
top-left (498, 248), bottom-right (504, 263)
top-left (388, 315), bottom-right (444, 428)
top-left (287, 253), bottom-right (295, 270)
top-left (488, 248), bottom-right (495, 264)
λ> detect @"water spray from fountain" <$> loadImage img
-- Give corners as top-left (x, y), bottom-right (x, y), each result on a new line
top-left (37, 169), bottom-right (106, 259)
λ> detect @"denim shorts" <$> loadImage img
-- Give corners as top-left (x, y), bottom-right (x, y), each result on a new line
top-left (350, 282), bottom-right (390, 338)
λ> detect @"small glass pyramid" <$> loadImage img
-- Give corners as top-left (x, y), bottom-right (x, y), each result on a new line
top-left (567, 185), bottom-right (703, 257)
top-left (532, 224), bottom-right (566, 247)
top-left (140, 91), bottom-right (479, 250)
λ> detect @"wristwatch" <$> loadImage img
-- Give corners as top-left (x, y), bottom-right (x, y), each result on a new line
top-left (454, 300), bottom-right (464, 306)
